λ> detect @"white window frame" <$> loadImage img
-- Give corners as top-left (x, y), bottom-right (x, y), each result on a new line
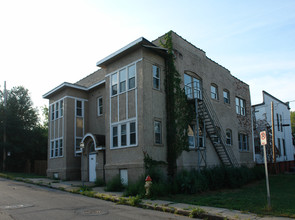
top-left (111, 73), bottom-right (118, 96)
top-left (97, 97), bottom-right (103, 116)
top-left (60, 100), bottom-right (64, 117)
top-left (111, 120), bottom-right (137, 149)
top-left (152, 65), bottom-right (160, 90)
top-left (154, 120), bottom-right (162, 145)
top-left (51, 105), bottom-right (55, 121)
top-left (55, 102), bottom-right (59, 119)
top-left (119, 69), bottom-right (127, 93)
top-left (128, 64), bottom-right (136, 90)
top-left (223, 90), bottom-right (230, 104)
top-left (50, 138), bottom-right (63, 158)
top-left (211, 84), bottom-right (218, 100)
top-left (235, 97), bottom-right (246, 116)
top-left (76, 100), bottom-right (83, 117)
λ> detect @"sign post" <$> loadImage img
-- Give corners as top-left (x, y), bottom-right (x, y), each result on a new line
top-left (260, 131), bottom-right (271, 209)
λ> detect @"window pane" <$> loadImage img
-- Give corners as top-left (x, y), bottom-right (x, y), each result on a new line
top-left (153, 78), bottom-right (159, 90)
top-left (121, 124), bottom-right (127, 146)
top-left (113, 127), bottom-right (118, 147)
top-left (128, 65), bottom-right (136, 90)
top-left (128, 77), bottom-right (135, 90)
top-left (60, 100), bottom-right (64, 117)
top-left (153, 65), bottom-right (159, 78)
top-left (119, 69), bottom-right (126, 93)
top-left (128, 65), bottom-right (135, 78)
top-left (211, 85), bottom-right (217, 99)
top-left (98, 98), bottom-right (103, 115)
top-left (55, 140), bottom-right (58, 157)
top-left (51, 141), bottom-right (54, 157)
top-left (223, 90), bottom-right (229, 104)
top-left (120, 81), bottom-right (126, 93)
top-left (75, 138), bottom-right (82, 152)
top-left (112, 73), bottom-right (118, 85)
top-left (154, 121), bottom-right (161, 144)
top-left (76, 101), bottom-right (82, 116)
top-left (59, 139), bottom-right (63, 156)
top-left (77, 100), bottom-right (82, 108)
top-left (130, 122), bottom-right (136, 145)
top-left (184, 74), bottom-right (192, 98)
top-left (51, 105), bottom-right (55, 120)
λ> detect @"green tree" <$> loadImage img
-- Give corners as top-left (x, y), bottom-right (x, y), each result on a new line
top-left (0, 86), bottom-right (47, 171)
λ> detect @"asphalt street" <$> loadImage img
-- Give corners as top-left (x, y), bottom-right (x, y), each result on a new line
top-left (0, 178), bottom-right (195, 220)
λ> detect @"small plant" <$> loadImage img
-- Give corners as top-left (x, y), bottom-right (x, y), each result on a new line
top-left (189, 207), bottom-right (205, 218)
top-left (79, 185), bottom-right (93, 192)
top-left (128, 195), bottom-right (142, 206)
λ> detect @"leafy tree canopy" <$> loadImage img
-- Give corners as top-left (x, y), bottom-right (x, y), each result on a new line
top-left (0, 86), bottom-right (47, 172)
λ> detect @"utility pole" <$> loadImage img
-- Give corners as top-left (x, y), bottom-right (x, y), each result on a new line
top-left (271, 102), bottom-right (276, 172)
top-left (2, 81), bottom-right (7, 171)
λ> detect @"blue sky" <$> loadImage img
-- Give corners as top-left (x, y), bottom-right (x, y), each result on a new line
top-left (0, 0), bottom-right (294, 111)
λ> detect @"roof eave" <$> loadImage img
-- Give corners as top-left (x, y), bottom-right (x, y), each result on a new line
top-left (43, 80), bottom-right (105, 99)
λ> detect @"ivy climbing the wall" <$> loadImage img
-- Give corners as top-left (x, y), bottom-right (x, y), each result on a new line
top-left (161, 31), bottom-right (194, 177)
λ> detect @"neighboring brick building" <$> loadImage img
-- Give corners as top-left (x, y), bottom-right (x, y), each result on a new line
top-left (43, 31), bottom-right (254, 182)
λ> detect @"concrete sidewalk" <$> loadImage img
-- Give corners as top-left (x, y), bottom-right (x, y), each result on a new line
top-left (20, 178), bottom-right (292, 220)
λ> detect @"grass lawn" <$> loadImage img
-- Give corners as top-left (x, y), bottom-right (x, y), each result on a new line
top-left (0, 172), bottom-right (46, 179)
top-left (160, 174), bottom-right (295, 218)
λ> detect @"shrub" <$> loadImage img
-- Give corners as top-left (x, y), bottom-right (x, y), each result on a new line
top-left (124, 176), bottom-right (145, 197)
top-left (105, 175), bottom-right (124, 192)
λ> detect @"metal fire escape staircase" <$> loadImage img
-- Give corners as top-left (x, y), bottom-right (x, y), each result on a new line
top-left (188, 86), bottom-right (239, 167)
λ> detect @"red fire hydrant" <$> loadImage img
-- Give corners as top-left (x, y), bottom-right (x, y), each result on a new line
top-left (145, 175), bottom-right (152, 197)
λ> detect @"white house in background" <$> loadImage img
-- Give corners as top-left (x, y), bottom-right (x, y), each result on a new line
top-left (252, 91), bottom-right (294, 168)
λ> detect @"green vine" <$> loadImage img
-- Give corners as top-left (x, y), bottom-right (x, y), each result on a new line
top-left (161, 31), bottom-right (194, 177)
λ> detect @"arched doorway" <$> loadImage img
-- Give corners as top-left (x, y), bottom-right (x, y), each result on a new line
top-left (81, 133), bottom-right (97, 182)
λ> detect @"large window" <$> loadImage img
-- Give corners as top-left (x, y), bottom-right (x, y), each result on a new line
top-left (211, 84), bottom-right (218, 100)
top-left (235, 97), bottom-right (246, 116)
top-left (154, 121), bottom-right (162, 144)
top-left (184, 73), bottom-right (201, 99)
top-left (51, 100), bottom-right (64, 120)
top-left (111, 121), bottom-right (136, 148)
top-left (226, 129), bottom-right (232, 145)
top-left (153, 65), bottom-right (160, 90)
top-left (223, 90), bottom-right (230, 104)
top-left (97, 97), bottom-right (103, 116)
top-left (238, 133), bottom-right (248, 151)
top-left (50, 138), bottom-right (63, 158)
top-left (111, 64), bottom-right (136, 96)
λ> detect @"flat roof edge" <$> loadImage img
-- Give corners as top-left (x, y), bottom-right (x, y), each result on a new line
top-left (96, 37), bottom-right (144, 67)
